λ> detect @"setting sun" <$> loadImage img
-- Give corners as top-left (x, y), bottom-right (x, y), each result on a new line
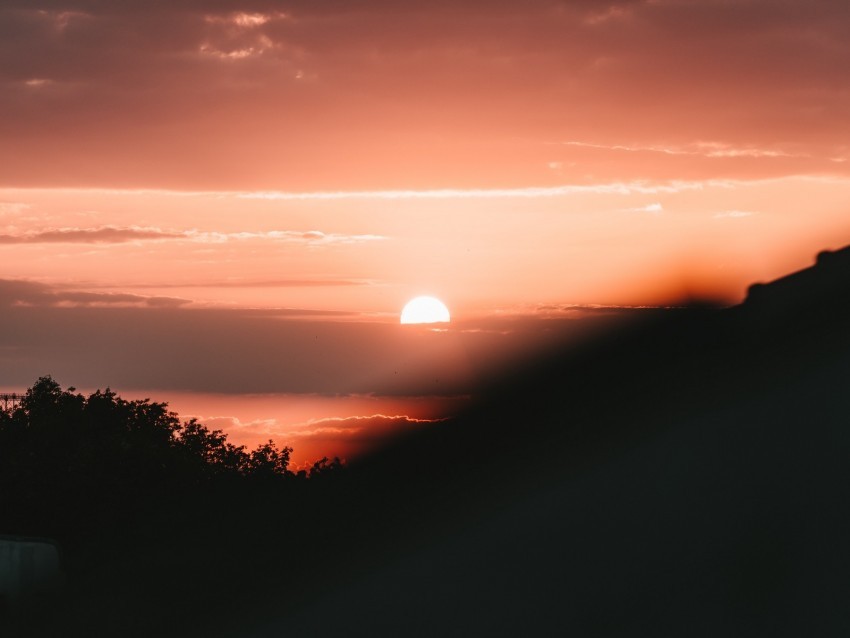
top-left (400, 296), bottom-right (451, 324)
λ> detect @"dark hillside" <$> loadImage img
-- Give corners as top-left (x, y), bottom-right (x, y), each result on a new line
top-left (5, 246), bottom-right (850, 637)
top-left (248, 246), bottom-right (850, 637)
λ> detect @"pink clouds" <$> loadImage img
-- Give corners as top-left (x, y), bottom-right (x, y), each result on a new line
top-left (0, 1), bottom-right (847, 189)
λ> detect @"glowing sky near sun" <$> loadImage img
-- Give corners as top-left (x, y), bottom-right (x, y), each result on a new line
top-left (2, 0), bottom-right (850, 462)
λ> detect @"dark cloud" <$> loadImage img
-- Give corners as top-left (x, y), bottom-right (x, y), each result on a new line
top-left (0, 279), bottom-right (53, 305)
top-left (126, 295), bottom-right (189, 308)
top-left (0, 278), bottom-right (191, 308)
top-left (0, 226), bottom-right (183, 244)
top-left (0, 278), bottom-right (367, 313)
top-left (0, 226), bottom-right (384, 245)
top-left (0, 283), bottom-right (623, 395)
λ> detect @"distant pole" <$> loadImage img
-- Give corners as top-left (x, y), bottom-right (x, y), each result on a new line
top-left (0, 393), bottom-right (22, 411)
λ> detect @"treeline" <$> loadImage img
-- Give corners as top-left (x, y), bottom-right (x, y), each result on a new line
top-left (0, 376), bottom-right (341, 543)
top-left (0, 377), bottom-right (359, 635)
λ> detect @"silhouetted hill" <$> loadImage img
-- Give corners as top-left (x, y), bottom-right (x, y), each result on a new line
top-left (6, 246), bottom-right (850, 637)
top-left (744, 245), bottom-right (850, 313)
top-left (248, 246), bottom-right (850, 637)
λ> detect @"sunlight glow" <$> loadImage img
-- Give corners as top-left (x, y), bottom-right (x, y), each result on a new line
top-left (400, 296), bottom-right (451, 324)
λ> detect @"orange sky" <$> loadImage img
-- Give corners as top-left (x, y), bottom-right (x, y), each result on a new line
top-left (2, 0), bottom-right (850, 463)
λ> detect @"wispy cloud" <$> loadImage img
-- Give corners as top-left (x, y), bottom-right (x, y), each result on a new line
top-left (0, 226), bottom-right (386, 245)
top-left (203, 12), bottom-right (284, 28)
top-left (291, 413), bottom-right (440, 434)
top-left (0, 226), bottom-right (182, 244)
top-left (623, 203), bottom-right (663, 214)
top-left (189, 412), bottom-right (442, 469)
top-left (0, 279), bottom-right (191, 308)
top-left (201, 412), bottom-right (441, 443)
top-left (202, 416), bottom-right (280, 437)
top-left (0, 202), bottom-right (32, 215)
top-left (240, 181), bottom-right (715, 201)
top-left (3, 0), bottom-right (849, 191)
top-left (119, 279), bottom-right (374, 289)
top-left (713, 210), bottom-right (757, 218)
top-left (198, 44), bottom-right (264, 60)
top-left (0, 278), bottom-right (370, 314)
top-left (694, 143), bottom-right (797, 159)
top-left (198, 11), bottom-right (291, 61)
top-left (560, 140), bottom-right (803, 160)
top-left (185, 230), bottom-right (387, 244)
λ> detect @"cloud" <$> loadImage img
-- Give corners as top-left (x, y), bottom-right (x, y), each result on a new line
top-left (582, 2), bottom-right (644, 25)
top-left (203, 12), bottom-right (283, 28)
top-left (185, 229), bottom-right (387, 244)
top-left (186, 413), bottom-right (439, 440)
top-left (550, 138), bottom-right (842, 182)
top-left (188, 412), bottom-right (442, 468)
top-left (2, 0), bottom-right (848, 189)
top-left (623, 203), bottom-right (663, 214)
top-left (119, 278), bottom-right (374, 289)
top-left (0, 225), bottom-right (386, 245)
top-left (561, 140), bottom-right (805, 160)
top-left (198, 43), bottom-right (266, 60)
top-left (239, 181), bottom-right (712, 201)
top-left (286, 414), bottom-right (440, 439)
top-left (0, 291), bottom-right (617, 396)
top-left (713, 210), bottom-right (757, 219)
top-left (0, 202), bottom-right (30, 215)
top-left (0, 226), bottom-right (183, 244)
top-left (0, 278), bottom-right (368, 314)
top-left (0, 278), bottom-right (191, 308)
top-left (197, 9), bottom-right (292, 60)
top-left (201, 415), bottom-right (280, 438)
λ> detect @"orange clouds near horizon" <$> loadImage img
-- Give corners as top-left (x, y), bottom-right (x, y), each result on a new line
top-left (2, 178), bottom-right (849, 315)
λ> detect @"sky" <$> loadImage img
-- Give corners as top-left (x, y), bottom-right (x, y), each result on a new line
top-left (2, 0), bottom-right (850, 466)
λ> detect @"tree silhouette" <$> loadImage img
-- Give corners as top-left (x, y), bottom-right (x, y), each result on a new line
top-left (0, 376), bottom-right (348, 636)
top-left (177, 418), bottom-right (250, 477)
top-left (308, 456), bottom-right (344, 478)
top-left (0, 376), bottom-right (334, 544)
top-left (247, 439), bottom-right (293, 479)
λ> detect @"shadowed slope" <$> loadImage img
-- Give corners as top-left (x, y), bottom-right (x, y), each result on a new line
top-left (249, 246), bottom-right (850, 637)
top-left (7, 247), bottom-right (850, 637)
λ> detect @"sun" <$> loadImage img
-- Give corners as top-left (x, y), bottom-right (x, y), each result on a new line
top-left (400, 296), bottom-right (451, 324)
